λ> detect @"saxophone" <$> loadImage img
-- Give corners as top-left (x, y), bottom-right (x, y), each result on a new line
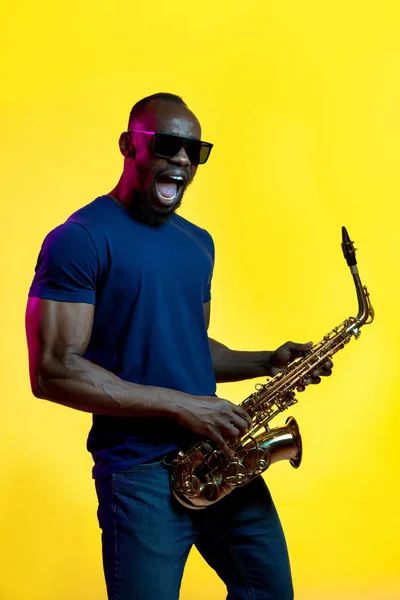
top-left (169, 227), bottom-right (374, 509)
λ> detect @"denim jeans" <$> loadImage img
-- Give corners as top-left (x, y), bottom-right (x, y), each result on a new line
top-left (95, 459), bottom-right (293, 600)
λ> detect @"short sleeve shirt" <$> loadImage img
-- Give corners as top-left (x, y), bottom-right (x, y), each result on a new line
top-left (29, 195), bottom-right (216, 478)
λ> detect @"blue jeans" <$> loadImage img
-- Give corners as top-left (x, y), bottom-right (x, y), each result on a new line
top-left (95, 459), bottom-right (293, 600)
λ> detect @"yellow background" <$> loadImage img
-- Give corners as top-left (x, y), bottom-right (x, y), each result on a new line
top-left (1, 1), bottom-right (399, 599)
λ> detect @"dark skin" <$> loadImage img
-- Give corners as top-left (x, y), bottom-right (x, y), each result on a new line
top-left (26, 99), bottom-right (333, 458)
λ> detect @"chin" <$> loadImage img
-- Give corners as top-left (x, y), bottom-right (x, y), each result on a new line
top-left (154, 200), bottom-right (182, 223)
top-left (129, 191), bottom-right (182, 226)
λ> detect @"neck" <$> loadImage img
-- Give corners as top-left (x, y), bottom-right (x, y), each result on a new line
top-left (108, 172), bottom-right (137, 208)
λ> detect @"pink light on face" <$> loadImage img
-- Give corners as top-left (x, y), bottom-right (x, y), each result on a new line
top-left (128, 130), bottom-right (156, 135)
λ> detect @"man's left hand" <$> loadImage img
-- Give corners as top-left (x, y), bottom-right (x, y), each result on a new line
top-left (269, 340), bottom-right (333, 391)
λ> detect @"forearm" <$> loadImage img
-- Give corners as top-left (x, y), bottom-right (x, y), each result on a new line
top-left (33, 354), bottom-right (190, 419)
top-left (209, 338), bottom-right (273, 383)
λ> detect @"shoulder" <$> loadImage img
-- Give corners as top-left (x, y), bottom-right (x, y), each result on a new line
top-left (51, 195), bottom-right (125, 258)
top-left (65, 195), bottom-right (114, 229)
top-left (35, 222), bottom-right (100, 283)
top-left (42, 221), bottom-right (97, 254)
top-left (38, 196), bottom-right (116, 265)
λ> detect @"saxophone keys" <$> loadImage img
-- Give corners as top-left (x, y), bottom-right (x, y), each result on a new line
top-left (182, 475), bottom-right (202, 496)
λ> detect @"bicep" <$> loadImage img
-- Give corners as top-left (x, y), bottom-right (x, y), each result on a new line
top-left (25, 297), bottom-right (95, 395)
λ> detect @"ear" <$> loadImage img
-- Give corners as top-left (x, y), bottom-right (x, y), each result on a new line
top-left (119, 131), bottom-right (135, 158)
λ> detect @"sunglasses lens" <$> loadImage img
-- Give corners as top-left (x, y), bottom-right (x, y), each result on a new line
top-left (176, 141), bottom-right (210, 165)
top-left (199, 144), bottom-right (212, 164)
top-left (154, 134), bottom-right (213, 164)
top-left (185, 141), bottom-right (201, 164)
top-left (184, 140), bottom-right (212, 164)
top-left (154, 134), bottom-right (182, 158)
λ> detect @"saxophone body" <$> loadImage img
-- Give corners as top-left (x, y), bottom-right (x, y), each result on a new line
top-left (169, 227), bottom-right (374, 510)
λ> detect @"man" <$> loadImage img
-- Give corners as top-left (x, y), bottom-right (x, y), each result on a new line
top-left (25, 92), bottom-right (333, 600)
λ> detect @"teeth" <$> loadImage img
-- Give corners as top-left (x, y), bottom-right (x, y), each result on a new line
top-left (169, 175), bottom-right (184, 181)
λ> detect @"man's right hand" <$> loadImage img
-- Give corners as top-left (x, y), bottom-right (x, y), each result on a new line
top-left (174, 395), bottom-right (253, 457)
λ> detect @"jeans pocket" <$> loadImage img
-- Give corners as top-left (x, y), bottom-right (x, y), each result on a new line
top-left (116, 458), bottom-right (165, 475)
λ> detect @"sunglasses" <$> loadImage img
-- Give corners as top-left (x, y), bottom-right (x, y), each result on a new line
top-left (128, 130), bottom-right (213, 165)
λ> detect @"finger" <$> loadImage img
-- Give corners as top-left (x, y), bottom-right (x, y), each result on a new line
top-left (219, 440), bottom-right (236, 458)
top-left (298, 341), bottom-right (313, 352)
top-left (312, 370), bottom-right (320, 378)
top-left (207, 427), bottom-right (236, 457)
top-left (324, 360), bottom-right (333, 369)
top-left (230, 414), bottom-right (251, 437)
top-left (221, 423), bottom-right (241, 441)
top-left (270, 366), bottom-right (287, 377)
top-left (297, 385), bottom-right (306, 392)
top-left (310, 376), bottom-right (321, 385)
top-left (320, 368), bottom-right (332, 377)
top-left (233, 406), bottom-right (253, 429)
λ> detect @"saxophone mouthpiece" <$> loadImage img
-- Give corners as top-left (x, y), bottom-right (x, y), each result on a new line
top-left (342, 226), bottom-right (350, 243)
top-left (341, 226), bottom-right (357, 267)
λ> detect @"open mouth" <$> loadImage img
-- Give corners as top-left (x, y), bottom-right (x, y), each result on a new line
top-left (155, 174), bottom-right (186, 206)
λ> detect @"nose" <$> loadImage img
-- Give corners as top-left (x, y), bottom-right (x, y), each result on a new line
top-left (169, 145), bottom-right (191, 166)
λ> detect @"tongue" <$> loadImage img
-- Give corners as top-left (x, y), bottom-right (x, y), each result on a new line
top-left (156, 181), bottom-right (178, 199)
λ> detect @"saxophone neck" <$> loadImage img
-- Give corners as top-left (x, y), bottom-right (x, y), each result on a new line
top-left (342, 226), bottom-right (375, 328)
top-left (353, 272), bottom-right (374, 326)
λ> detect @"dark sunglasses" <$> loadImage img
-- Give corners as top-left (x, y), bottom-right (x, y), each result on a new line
top-left (128, 130), bottom-right (213, 164)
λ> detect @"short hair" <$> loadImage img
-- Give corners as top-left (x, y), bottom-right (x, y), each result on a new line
top-left (128, 93), bottom-right (187, 128)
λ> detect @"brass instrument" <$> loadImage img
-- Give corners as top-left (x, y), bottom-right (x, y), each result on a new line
top-left (169, 227), bottom-right (374, 509)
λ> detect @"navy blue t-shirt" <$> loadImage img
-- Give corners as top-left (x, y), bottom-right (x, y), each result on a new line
top-left (29, 195), bottom-right (216, 479)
